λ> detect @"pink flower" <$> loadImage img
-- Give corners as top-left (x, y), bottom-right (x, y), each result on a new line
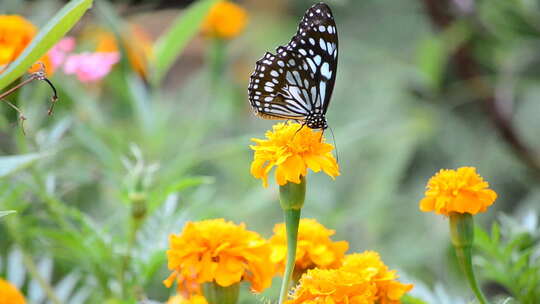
top-left (63, 52), bottom-right (120, 82)
top-left (48, 37), bottom-right (76, 68)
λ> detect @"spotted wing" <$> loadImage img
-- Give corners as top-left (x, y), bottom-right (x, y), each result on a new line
top-left (248, 2), bottom-right (338, 120)
top-left (290, 2), bottom-right (338, 114)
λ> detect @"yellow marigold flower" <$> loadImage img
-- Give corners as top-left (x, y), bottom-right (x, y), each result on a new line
top-left (286, 251), bottom-right (412, 304)
top-left (269, 218), bottom-right (348, 274)
top-left (419, 167), bottom-right (497, 216)
top-left (0, 278), bottom-right (25, 304)
top-left (202, 1), bottom-right (248, 39)
top-left (250, 122), bottom-right (339, 187)
top-left (341, 252), bottom-right (413, 304)
top-left (0, 15), bottom-right (53, 75)
top-left (164, 218), bottom-right (274, 294)
top-left (167, 294), bottom-right (208, 304)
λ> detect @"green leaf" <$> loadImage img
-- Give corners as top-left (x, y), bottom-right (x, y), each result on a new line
top-left (0, 210), bottom-right (16, 218)
top-left (0, 153), bottom-right (48, 178)
top-left (151, 0), bottom-right (219, 85)
top-left (402, 295), bottom-right (428, 304)
top-left (0, 0), bottom-right (93, 91)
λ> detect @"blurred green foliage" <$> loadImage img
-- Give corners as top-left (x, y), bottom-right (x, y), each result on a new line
top-left (0, 0), bottom-right (540, 303)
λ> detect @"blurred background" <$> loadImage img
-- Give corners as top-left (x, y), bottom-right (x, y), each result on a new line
top-left (1, 0), bottom-right (539, 303)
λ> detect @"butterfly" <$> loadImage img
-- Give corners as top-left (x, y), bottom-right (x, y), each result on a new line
top-left (248, 2), bottom-right (338, 130)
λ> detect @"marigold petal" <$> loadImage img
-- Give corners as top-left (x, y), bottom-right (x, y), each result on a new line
top-left (0, 278), bottom-right (25, 304)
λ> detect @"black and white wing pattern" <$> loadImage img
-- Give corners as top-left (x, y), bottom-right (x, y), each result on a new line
top-left (248, 2), bottom-right (338, 129)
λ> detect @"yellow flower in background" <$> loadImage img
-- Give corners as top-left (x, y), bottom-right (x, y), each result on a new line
top-left (419, 167), bottom-right (497, 216)
top-left (250, 122), bottom-right (339, 187)
top-left (0, 15), bottom-right (53, 75)
top-left (167, 294), bottom-right (208, 304)
top-left (342, 252), bottom-right (413, 304)
top-left (164, 219), bottom-right (274, 294)
top-left (269, 218), bottom-right (348, 274)
top-left (202, 1), bottom-right (248, 39)
top-left (286, 251), bottom-right (412, 304)
top-left (0, 278), bottom-right (25, 304)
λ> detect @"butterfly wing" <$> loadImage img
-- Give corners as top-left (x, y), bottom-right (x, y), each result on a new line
top-left (295, 3), bottom-right (338, 113)
top-left (248, 2), bottom-right (338, 120)
top-left (248, 50), bottom-right (311, 120)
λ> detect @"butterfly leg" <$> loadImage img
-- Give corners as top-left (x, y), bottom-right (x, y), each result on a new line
top-left (291, 122), bottom-right (307, 141)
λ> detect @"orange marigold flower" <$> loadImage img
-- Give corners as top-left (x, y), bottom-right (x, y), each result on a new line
top-left (0, 15), bottom-right (53, 75)
top-left (0, 278), bottom-right (26, 304)
top-left (286, 251), bottom-right (412, 304)
top-left (341, 252), bottom-right (413, 304)
top-left (269, 218), bottom-right (348, 275)
top-left (250, 122), bottom-right (339, 187)
top-left (164, 218), bottom-right (274, 294)
top-left (202, 1), bottom-right (248, 39)
top-left (286, 268), bottom-right (377, 304)
top-left (419, 167), bottom-right (497, 216)
top-left (167, 294), bottom-right (208, 304)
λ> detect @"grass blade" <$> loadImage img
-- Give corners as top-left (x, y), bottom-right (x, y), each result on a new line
top-left (151, 0), bottom-right (219, 85)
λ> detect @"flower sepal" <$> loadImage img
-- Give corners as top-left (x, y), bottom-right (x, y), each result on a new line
top-left (202, 281), bottom-right (239, 304)
top-left (449, 212), bottom-right (474, 249)
top-left (279, 176), bottom-right (306, 211)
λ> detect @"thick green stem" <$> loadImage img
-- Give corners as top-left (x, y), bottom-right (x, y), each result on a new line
top-left (120, 192), bottom-right (146, 297)
top-left (202, 281), bottom-right (239, 304)
top-left (449, 212), bottom-right (489, 304)
top-left (278, 177), bottom-right (305, 304)
top-left (278, 209), bottom-right (301, 304)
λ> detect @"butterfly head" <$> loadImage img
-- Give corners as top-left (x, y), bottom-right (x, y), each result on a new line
top-left (306, 113), bottom-right (327, 130)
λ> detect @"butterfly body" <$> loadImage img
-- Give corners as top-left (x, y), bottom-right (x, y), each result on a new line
top-left (248, 2), bottom-right (338, 130)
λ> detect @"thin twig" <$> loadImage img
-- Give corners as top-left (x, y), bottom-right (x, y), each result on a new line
top-left (0, 62), bottom-right (59, 133)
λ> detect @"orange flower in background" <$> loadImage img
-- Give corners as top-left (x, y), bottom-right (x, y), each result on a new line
top-left (269, 218), bottom-right (348, 274)
top-left (164, 218), bottom-right (275, 294)
top-left (0, 278), bottom-right (25, 304)
top-left (419, 167), bottom-right (497, 216)
top-left (203, 1), bottom-right (248, 39)
top-left (0, 15), bottom-right (53, 75)
top-left (341, 252), bottom-right (413, 304)
top-left (250, 122), bottom-right (339, 187)
top-left (90, 24), bottom-right (153, 77)
top-left (167, 294), bottom-right (208, 304)
top-left (286, 251), bottom-right (412, 304)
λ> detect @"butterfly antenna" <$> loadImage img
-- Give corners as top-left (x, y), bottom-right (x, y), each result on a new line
top-left (328, 124), bottom-right (339, 164)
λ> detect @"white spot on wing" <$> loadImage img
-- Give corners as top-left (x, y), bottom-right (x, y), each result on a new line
top-left (321, 62), bottom-right (331, 79)
top-left (319, 39), bottom-right (327, 51)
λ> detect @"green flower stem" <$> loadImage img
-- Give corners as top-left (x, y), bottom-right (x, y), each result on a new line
top-left (279, 208), bottom-right (301, 304)
top-left (202, 281), bottom-right (239, 304)
top-left (449, 212), bottom-right (489, 304)
top-left (208, 38), bottom-right (226, 88)
top-left (120, 192), bottom-right (147, 297)
top-left (278, 176), bottom-right (306, 304)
